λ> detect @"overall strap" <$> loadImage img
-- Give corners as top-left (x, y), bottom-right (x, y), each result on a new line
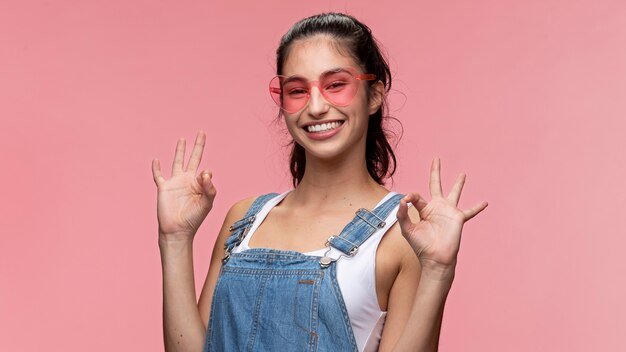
top-left (222, 192), bottom-right (279, 262)
top-left (326, 193), bottom-right (405, 257)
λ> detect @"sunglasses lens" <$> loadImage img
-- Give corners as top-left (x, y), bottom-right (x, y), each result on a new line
top-left (269, 76), bottom-right (310, 113)
top-left (319, 71), bottom-right (358, 106)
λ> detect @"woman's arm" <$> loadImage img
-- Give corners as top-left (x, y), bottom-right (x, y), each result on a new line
top-left (152, 131), bottom-right (218, 351)
top-left (160, 197), bottom-right (255, 351)
top-left (377, 216), bottom-right (452, 352)
top-left (391, 260), bottom-right (455, 351)
top-left (159, 234), bottom-right (206, 351)
top-left (383, 158), bottom-right (488, 351)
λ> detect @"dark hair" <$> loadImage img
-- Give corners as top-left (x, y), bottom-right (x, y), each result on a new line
top-left (276, 12), bottom-right (399, 187)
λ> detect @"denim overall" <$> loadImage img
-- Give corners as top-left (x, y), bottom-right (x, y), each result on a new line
top-left (204, 192), bottom-right (405, 352)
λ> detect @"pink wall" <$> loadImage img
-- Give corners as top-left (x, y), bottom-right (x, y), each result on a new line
top-left (1, 0), bottom-right (625, 350)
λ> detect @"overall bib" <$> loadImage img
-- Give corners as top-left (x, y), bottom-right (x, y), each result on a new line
top-left (204, 192), bottom-right (405, 352)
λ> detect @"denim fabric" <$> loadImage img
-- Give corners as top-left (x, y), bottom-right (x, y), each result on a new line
top-left (204, 192), bottom-right (405, 352)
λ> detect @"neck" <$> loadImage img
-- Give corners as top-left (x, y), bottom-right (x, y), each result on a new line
top-left (287, 148), bottom-right (388, 210)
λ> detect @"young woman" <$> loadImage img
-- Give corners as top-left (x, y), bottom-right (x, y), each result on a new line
top-left (152, 13), bottom-right (487, 352)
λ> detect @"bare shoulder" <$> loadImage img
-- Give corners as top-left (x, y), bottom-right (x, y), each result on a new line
top-left (218, 192), bottom-right (281, 248)
top-left (226, 194), bottom-right (259, 222)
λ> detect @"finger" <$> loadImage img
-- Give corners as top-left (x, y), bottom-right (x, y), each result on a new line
top-left (152, 159), bottom-right (165, 186)
top-left (171, 138), bottom-right (186, 176)
top-left (463, 201), bottom-right (489, 221)
top-left (447, 173), bottom-right (466, 206)
top-left (196, 169), bottom-right (210, 184)
top-left (186, 131), bottom-right (206, 173)
top-left (404, 192), bottom-right (428, 212)
top-left (396, 197), bottom-right (415, 234)
top-left (429, 157), bottom-right (443, 198)
top-left (196, 170), bottom-right (216, 195)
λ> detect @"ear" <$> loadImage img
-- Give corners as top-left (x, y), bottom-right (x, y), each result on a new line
top-left (368, 80), bottom-right (385, 115)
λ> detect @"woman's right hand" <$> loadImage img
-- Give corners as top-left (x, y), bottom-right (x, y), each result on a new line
top-left (152, 131), bottom-right (217, 241)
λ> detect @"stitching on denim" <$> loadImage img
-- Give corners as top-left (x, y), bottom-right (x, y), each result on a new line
top-left (293, 276), bottom-right (321, 334)
top-left (205, 266), bottom-right (226, 352)
top-left (246, 275), bottom-right (267, 351)
top-left (233, 250), bottom-right (324, 261)
top-left (309, 270), bottom-right (322, 351)
top-left (222, 267), bottom-right (324, 276)
top-left (328, 263), bottom-right (359, 351)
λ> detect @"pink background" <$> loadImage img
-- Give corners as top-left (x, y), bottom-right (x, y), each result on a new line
top-left (1, 0), bottom-right (625, 350)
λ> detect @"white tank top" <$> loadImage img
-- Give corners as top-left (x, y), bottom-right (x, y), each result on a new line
top-left (231, 190), bottom-right (402, 352)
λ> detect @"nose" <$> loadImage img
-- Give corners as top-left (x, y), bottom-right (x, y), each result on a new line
top-left (306, 86), bottom-right (330, 117)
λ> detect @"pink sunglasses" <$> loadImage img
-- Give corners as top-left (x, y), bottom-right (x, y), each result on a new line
top-left (269, 67), bottom-right (376, 113)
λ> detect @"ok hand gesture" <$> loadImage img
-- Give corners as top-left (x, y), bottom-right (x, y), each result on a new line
top-left (397, 158), bottom-right (488, 270)
top-left (152, 131), bottom-right (216, 240)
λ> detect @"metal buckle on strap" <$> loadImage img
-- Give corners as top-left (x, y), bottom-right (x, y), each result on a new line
top-left (223, 224), bottom-right (251, 249)
top-left (319, 237), bottom-right (357, 268)
top-left (238, 225), bottom-right (251, 240)
top-left (222, 248), bottom-right (232, 263)
top-left (355, 208), bottom-right (386, 229)
top-left (326, 235), bottom-right (359, 256)
top-left (319, 247), bottom-right (338, 269)
top-left (228, 215), bottom-right (256, 232)
top-left (223, 216), bottom-right (257, 261)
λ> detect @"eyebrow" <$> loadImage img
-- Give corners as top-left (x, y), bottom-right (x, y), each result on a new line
top-left (283, 67), bottom-right (348, 82)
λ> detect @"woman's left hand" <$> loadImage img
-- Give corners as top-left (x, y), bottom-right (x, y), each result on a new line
top-left (396, 157), bottom-right (488, 270)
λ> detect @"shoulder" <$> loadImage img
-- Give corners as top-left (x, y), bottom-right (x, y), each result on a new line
top-left (207, 193), bottom-right (271, 260)
top-left (222, 191), bottom-right (282, 227)
top-left (226, 195), bottom-right (258, 219)
top-left (223, 193), bottom-right (266, 226)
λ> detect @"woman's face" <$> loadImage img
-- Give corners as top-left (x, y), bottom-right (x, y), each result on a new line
top-left (280, 35), bottom-right (382, 162)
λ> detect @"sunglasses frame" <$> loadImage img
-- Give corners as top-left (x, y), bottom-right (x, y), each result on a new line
top-left (269, 66), bottom-right (377, 113)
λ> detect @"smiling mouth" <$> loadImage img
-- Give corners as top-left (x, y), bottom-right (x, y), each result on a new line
top-left (304, 121), bottom-right (344, 133)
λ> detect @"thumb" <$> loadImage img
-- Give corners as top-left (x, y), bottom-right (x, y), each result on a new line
top-left (197, 170), bottom-right (216, 196)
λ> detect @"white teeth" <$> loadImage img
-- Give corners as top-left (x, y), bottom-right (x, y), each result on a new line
top-left (307, 121), bottom-right (342, 133)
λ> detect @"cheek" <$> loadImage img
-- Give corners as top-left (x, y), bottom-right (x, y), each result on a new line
top-left (283, 114), bottom-right (302, 135)
top-left (356, 87), bottom-right (372, 111)
top-left (354, 92), bottom-right (373, 118)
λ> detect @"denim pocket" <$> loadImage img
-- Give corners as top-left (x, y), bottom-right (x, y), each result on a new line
top-left (293, 274), bottom-right (322, 335)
